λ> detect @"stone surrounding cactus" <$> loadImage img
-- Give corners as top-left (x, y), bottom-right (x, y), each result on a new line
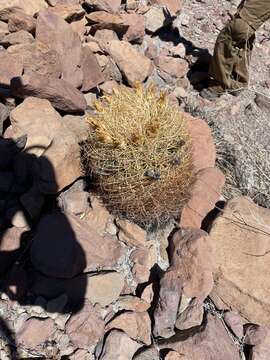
top-left (82, 83), bottom-right (194, 228)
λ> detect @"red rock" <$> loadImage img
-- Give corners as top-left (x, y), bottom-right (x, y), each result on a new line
top-left (175, 298), bottom-right (204, 330)
top-left (11, 73), bottom-right (87, 113)
top-left (40, 127), bottom-right (82, 193)
top-left (121, 13), bottom-right (145, 43)
top-left (0, 29), bottom-right (34, 46)
top-left (156, 55), bottom-right (188, 78)
top-left (186, 114), bottom-right (216, 173)
top-left (62, 114), bottom-right (89, 143)
top-left (99, 80), bottom-right (119, 94)
top-left (106, 311), bottom-right (151, 345)
top-left (0, 227), bottom-right (24, 274)
top-left (115, 295), bottom-right (150, 313)
top-left (8, 11), bottom-right (36, 34)
top-left (0, 0), bottom-right (48, 16)
top-left (107, 40), bottom-right (153, 85)
top-left (70, 16), bottom-right (87, 40)
top-left (180, 167), bottom-right (225, 229)
top-left (133, 347), bottom-right (160, 360)
top-left (17, 318), bottom-right (55, 349)
top-left (171, 229), bottom-right (213, 301)
top-left (131, 248), bottom-right (152, 284)
top-left (48, 3), bottom-right (85, 22)
top-left (10, 97), bottom-right (62, 156)
top-left (94, 29), bottom-right (119, 51)
top-left (31, 212), bottom-right (124, 278)
top-left (116, 219), bottom-right (146, 248)
top-left (86, 272), bottom-right (125, 307)
top-left (36, 10), bottom-right (83, 88)
top-left (7, 43), bottom-right (62, 79)
top-left (0, 49), bottom-right (23, 87)
top-left (153, 270), bottom-right (182, 338)
top-left (150, 0), bottom-right (182, 15)
top-left (210, 197), bottom-right (270, 326)
top-left (66, 301), bottom-right (105, 349)
top-left (61, 190), bottom-right (89, 216)
top-left (81, 46), bottom-right (104, 92)
top-left (249, 331), bottom-right (270, 360)
top-left (223, 311), bottom-right (245, 339)
top-left (145, 7), bottom-right (172, 33)
top-left (99, 330), bottom-right (141, 360)
top-left (165, 352), bottom-right (183, 360)
top-left (86, 11), bottom-right (128, 35)
top-left (82, 195), bottom-right (116, 236)
top-left (85, 0), bottom-right (121, 13)
top-left (158, 313), bottom-right (241, 359)
top-left (244, 324), bottom-right (268, 346)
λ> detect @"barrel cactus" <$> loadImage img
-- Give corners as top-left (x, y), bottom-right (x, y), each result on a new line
top-left (82, 83), bottom-right (194, 229)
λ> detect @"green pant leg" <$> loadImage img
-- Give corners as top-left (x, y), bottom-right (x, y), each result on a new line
top-left (232, 33), bottom-right (255, 89)
top-left (209, 22), bottom-right (237, 89)
top-left (209, 16), bottom-right (255, 90)
top-left (238, 0), bottom-right (270, 30)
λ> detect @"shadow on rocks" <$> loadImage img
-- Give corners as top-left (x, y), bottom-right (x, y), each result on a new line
top-left (0, 135), bottom-right (87, 359)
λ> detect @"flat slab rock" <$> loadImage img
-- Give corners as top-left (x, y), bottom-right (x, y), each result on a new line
top-left (210, 196), bottom-right (270, 326)
top-left (31, 212), bottom-right (124, 278)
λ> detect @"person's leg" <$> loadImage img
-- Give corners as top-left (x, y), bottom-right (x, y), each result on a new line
top-left (209, 16), bottom-right (255, 91)
top-left (201, 0), bottom-right (270, 100)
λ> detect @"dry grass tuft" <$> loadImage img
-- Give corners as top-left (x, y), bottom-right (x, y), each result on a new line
top-left (81, 83), bottom-right (194, 228)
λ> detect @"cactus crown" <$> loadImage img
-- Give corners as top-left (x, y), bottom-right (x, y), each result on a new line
top-left (82, 83), bottom-right (193, 229)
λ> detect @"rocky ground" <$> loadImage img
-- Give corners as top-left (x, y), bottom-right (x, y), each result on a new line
top-left (0, 0), bottom-right (270, 359)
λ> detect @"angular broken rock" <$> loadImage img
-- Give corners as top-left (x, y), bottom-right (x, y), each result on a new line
top-left (38, 127), bottom-right (82, 193)
top-left (210, 196), bottom-right (270, 326)
top-left (157, 313), bottom-right (241, 360)
top-left (145, 6), bottom-right (172, 33)
top-left (66, 301), bottom-right (105, 349)
top-left (153, 270), bottom-right (182, 338)
top-left (86, 272), bottom-right (124, 307)
top-left (114, 295), bottom-right (150, 313)
top-left (156, 55), bottom-right (188, 78)
top-left (186, 114), bottom-right (216, 173)
top-left (0, 29), bottom-right (34, 47)
top-left (17, 318), bottom-right (55, 349)
top-left (86, 11), bottom-right (128, 35)
top-left (10, 97), bottom-right (62, 156)
top-left (99, 330), bottom-right (141, 360)
top-left (150, 0), bottom-right (182, 16)
top-left (85, 0), bottom-right (121, 13)
top-left (223, 311), bottom-right (245, 339)
top-left (175, 298), bottom-right (204, 330)
top-left (36, 10), bottom-right (83, 88)
top-left (81, 46), bottom-right (104, 92)
top-left (7, 43), bottom-right (62, 79)
top-left (117, 219), bottom-right (147, 248)
top-left (31, 212), bottom-right (124, 278)
top-left (48, 3), bottom-right (85, 22)
top-left (170, 228), bottom-right (213, 301)
top-left (0, 49), bottom-right (23, 87)
top-left (165, 352), bottom-right (183, 360)
top-left (0, 0), bottom-right (48, 16)
top-left (121, 13), bottom-right (145, 43)
top-left (8, 11), bottom-right (36, 34)
top-left (106, 311), bottom-right (151, 345)
top-left (107, 40), bottom-right (153, 85)
top-left (180, 167), bottom-right (225, 229)
top-left (11, 73), bottom-right (87, 113)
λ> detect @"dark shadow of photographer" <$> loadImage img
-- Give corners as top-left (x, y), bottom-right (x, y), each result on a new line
top-left (0, 135), bottom-right (87, 359)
